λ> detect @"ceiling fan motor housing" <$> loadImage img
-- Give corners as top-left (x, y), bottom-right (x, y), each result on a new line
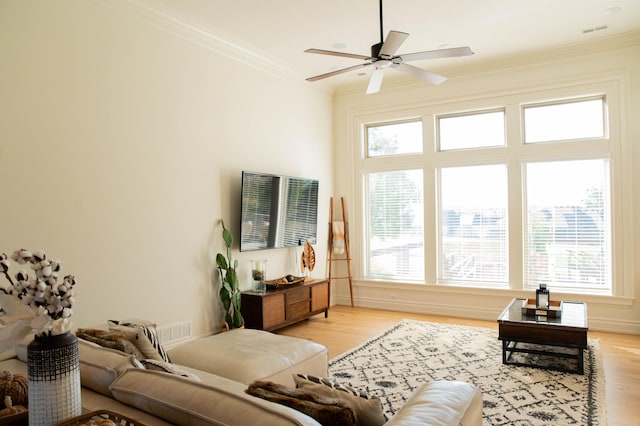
top-left (371, 42), bottom-right (383, 59)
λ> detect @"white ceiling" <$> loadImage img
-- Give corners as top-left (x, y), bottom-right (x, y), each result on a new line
top-left (148, 0), bottom-right (640, 91)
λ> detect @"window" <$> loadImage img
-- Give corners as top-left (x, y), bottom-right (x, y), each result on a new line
top-left (439, 165), bottom-right (508, 284)
top-left (358, 92), bottom-right (616, 296)
top-left (524, 97), bottom-right (605, 143)
top-left (367, 120), bottom-right (422, 157)
top-left (438, 110), bottom-right (505, 150)
top-left (524, 160), bottom-right (611, 292)
top-left (366, 170), bottom-right (424, 281)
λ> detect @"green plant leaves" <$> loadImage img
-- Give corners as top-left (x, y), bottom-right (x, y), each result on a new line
top-left (226, 268), bottom-right (238, 290)
top-left (221, 219), bottom-right (233, 248)
top-left (216, 253), bottom-right (228, 270)
top-left (217, 218), bottom-right (243, 329)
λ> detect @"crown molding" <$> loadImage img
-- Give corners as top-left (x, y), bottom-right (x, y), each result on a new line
top-left (335, 31), bottom-right (640, 98)
top-left (94, 0), bottom-right (316, 89)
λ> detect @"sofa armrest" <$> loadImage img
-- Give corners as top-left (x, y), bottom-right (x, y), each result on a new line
top-left (384, 381), bottom-right (482, 426)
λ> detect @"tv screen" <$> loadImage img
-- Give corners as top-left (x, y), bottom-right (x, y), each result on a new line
top-left (240, 171), bottom-right (319, 252)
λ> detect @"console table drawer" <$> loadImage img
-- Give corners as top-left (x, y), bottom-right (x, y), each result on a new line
top-left (287, 300), bottom-right (311, 320)
top-left (286, 286), bottom-right (310, 304)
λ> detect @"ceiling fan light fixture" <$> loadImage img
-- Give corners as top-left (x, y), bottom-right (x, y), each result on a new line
top-left (601, 6), bottom-right (622, 17)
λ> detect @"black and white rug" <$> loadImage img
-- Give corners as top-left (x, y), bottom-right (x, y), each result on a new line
top-left (328, 319), bottom-right (606, 425)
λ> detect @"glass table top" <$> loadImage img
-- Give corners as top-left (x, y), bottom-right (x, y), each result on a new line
top-left (498, 297), bottom-right (588, 329)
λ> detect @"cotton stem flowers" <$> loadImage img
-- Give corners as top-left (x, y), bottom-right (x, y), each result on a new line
top-left (0, 249), bottom-right (77, 345)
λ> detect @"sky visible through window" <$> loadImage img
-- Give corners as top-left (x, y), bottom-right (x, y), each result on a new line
top-left (524, 98), bottom-right (604, 143)
top-left (527, 160), bottom-right (607, 207)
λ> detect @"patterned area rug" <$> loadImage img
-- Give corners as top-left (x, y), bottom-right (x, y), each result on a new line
top-left (328, 319), bottom-right (606, 425)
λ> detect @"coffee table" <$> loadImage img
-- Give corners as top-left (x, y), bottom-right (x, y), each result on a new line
top-left (497, 297), bottom-right (588, 374)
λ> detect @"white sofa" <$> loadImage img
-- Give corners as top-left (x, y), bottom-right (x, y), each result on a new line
top-left (0, 328), bottom-right (482, 425)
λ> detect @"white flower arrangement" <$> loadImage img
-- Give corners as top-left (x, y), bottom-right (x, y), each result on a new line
top-left (0, 249), bottom-right (77, 347)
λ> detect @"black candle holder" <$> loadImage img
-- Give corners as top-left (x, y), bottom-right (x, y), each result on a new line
top-left (536, 283), bottom-right (550, 309)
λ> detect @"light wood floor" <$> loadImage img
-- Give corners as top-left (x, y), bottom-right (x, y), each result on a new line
top-left (276, 305), bottom-right (640, 426)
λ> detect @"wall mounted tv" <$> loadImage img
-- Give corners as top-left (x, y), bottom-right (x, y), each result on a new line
top-left (240, 171), bottom-right (319, 252)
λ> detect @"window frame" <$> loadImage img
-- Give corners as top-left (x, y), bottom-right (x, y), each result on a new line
top-left (352, 77), bottom-right (630, 298)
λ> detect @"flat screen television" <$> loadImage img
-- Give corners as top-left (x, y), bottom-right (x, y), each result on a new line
top-left (240, 171), bottom-right (319, 252)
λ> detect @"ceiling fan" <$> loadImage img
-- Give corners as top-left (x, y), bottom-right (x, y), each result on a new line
top-left (304, 0), bottom-right (473, 94)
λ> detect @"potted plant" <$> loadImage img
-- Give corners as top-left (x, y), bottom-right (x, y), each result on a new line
top-left (216, 219), bottom-right (243, 329)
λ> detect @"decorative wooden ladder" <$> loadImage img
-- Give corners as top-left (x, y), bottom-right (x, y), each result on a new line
top-left (327, 197), bottom-right (354, 307)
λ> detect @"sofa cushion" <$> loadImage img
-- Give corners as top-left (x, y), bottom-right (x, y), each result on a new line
top-left (384, 381), bottom-right (482, 426)
top-left (167, 329), bottom-right (327, 386)
top-left (77, 339), bottom-right (140, 396)
top-left (12, 335), bottom-right (32, 363)
top-left (110, 368), bottom-right (322, 426)
top-left (294, 374), bottom-right (386, 426)
top-left (246, 380), bottom-right (356, 426)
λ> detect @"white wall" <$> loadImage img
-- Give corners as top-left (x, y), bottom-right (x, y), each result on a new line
top-left (0, 1), bottom-right (332, 337)
top-left (332, 33), bottom-right (640, 334)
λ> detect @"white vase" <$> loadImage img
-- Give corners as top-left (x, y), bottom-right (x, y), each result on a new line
top-left (27, 331), bottom-right (82, 426)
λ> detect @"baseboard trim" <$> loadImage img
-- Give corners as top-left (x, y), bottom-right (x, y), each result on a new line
top-left (332, 294), bottom-right (640, 335)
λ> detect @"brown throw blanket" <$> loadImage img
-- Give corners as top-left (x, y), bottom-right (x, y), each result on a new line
top-left (246, 380), bottom-right (356, 426)
top-left (76, 328), bottom-right (143, 359)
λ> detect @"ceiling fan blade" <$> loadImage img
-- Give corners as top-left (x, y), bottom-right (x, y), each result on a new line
top-left (392, 62), bottom-right (447, 85)
top-left (305, 48), bottom-right (370, 60)
top-left (366, 66), bottom-right (386, 94)
top-left (306, 62), bottom-right (373, 82)
top-left (400, 46), bottom-right (474, 62)
top-left (379, 30), bottom-right (409, 58)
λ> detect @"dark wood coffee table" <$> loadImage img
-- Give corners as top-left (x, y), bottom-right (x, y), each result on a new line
top-left (497, 297), bottom-right (588, 374)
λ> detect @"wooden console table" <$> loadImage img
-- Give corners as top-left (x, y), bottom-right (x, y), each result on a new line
top-left (241, 278), bottom-right (329, 331)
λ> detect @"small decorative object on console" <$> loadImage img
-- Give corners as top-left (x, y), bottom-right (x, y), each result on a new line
top-left (521, 298), bottom-right (562, 318)
top-left (300, 240), bottom-right (316, 275)
top-left (250, 260), bottom-right (267, 293)
top-left (265, 275), bottom-right (305, 290)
